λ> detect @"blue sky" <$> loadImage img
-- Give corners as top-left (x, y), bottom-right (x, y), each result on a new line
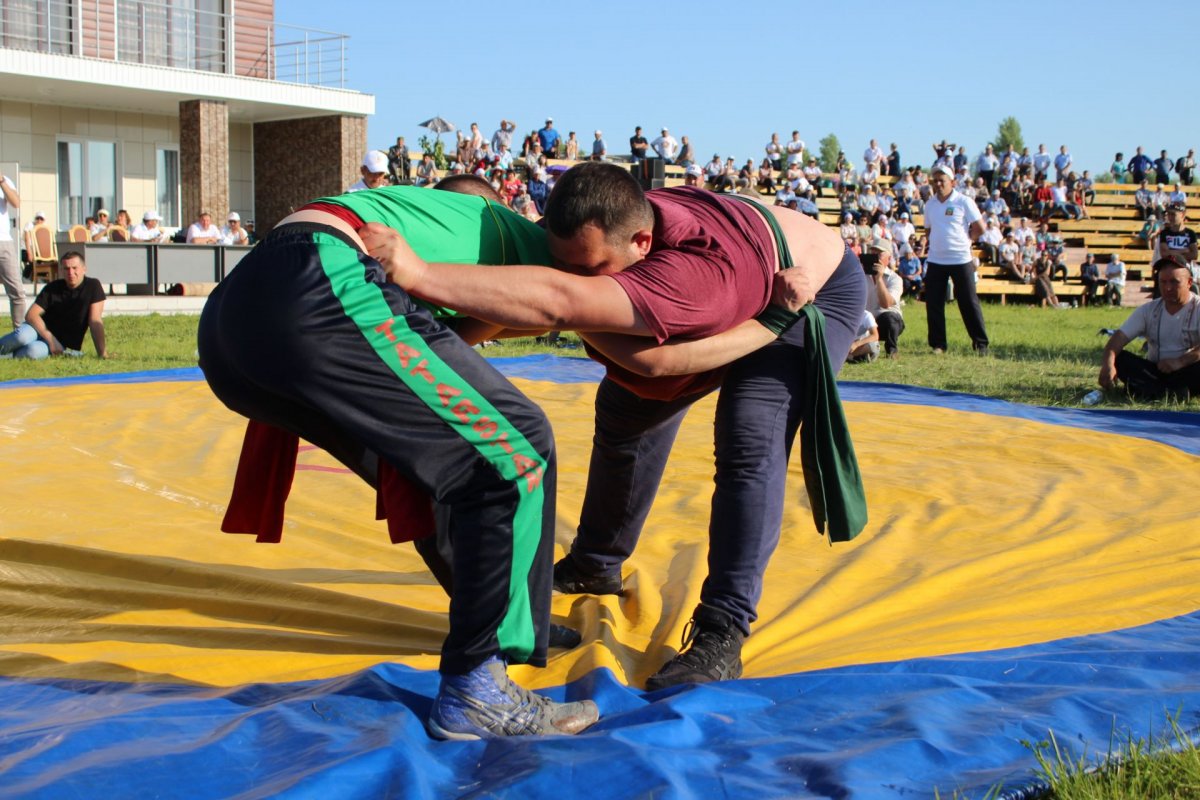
top-left (284, 0), bottom-right (1198, 176)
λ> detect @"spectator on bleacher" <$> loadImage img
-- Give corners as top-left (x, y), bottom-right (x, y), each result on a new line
top-left (998, 232), bottom-right (1026, 282)
top-left (786, 131), bottom-right (805, 166)
top-left (1105, 255), bottom-right (1127, 304)
top-left (962, 175), bottom-right (981, 200)
top-left (794, 191), bottom-right (820, 220)
top-left (220, 212), bottom-right (249, 246)
top-left (1053, 145), bottom-right (1073, 182)
top-left (860, 162), bottom-right (880, 187)
top-left (520, 129), bottom-right (537, 157)
top-left (675, 135), bottom-right (695, 169)
top-left (855, 214), bottom-right (874, 248)
top-left (1155, 202), bottom-right (1198, 264)
top-left (775, 183), bottom-right (797, 208)
top-left (1076, 170), bottom-right (1096, 205)
top-left (738, 159), bottom-right (755, 184)
top-left (998, 153), bottom-right (1017, 189)
top-left (705, 154), bottom-right (733, 193)
top-left (527, 169), bottom-right (550, 215)
top-left (838, 162), bottom-right (858, 192)
top-left (1035, 222), bottom-right (1068, 279)
top-left (493, 142), bottom-right (514, 171)
top-left (629, 127), bottom-right (649, 164)
top-left (491, 120), bottom-right (515, 155)
top-left (890, 211), bottom-right (915, 250)
top-left (955, 166), bottom-right (971, 193)
top-left (756, 158), bottom-right (777, 194)
top-left (765, 133), bottom-right (783, 171)
top-left (863, 238), bottom-right (905, 357)
top-left (1153, 183), bottom-right (1170, 217)
top-left (1138, 214), bottom-right (1163, 252)
top-left (1099, 255), bottom-right (1200, 400)
top-left (976, 145), bottom-right (999, 191)
top-left (858, 185), bottom-right (880, 217)
top-left (347, 150), bottom-right (390, 193)
top-left (1177, 149), bottom-right (1196, 186)
top-left (978, 219), bottom-right (1002, 264)
top-left (415, 152), bottom-right (439, 187)
top-left (914, 167), bottom-right (931, 203)
top-left (836, 151), bottom-right (849, 173)
top-left (1012, 216), bottom-right (1035, 244)
top-left (388, 136), bottom-right (411, 184)
top-left (1033, 178), bottom-right (1055, 221)
top-left (877, 186), bottom-right (895, 217)
top-left (984, 189), bottom-right (1011, 224)
top-left (887, 143), bottom-right (901, 178)
top-left (565, 132), bottom-right (580, 162)
top-left (590, 131), bottom-right (607, 162)
top-left (1032, 144), bottom-right (1052, 182)
top-left (682, 164), bottom-right (704, 188)
top-left (651, 128), bottom-right (678, 163)
top-left (1014, 173), bottom-right (1036, 214)
top-left (1017, 146), bottom-right (1034, 177)
top-left (1079, 253), bottom-right (1102, 305)
top-left (840, 213), bottom-right (859, 251)
top-left (499, 170), bottom-right (521, 207)
top-left (1047, 178), bottom-right (1083, 220)
top-left (1134, 179), bottom-right (1155, 219)
top-left (1032, 253), bottom-right (1062, 307)
top-left (1019, 232), bottom-right (1039, 279)
top-left (953, 146), bottom-right (969, 173)
top-left (897, 244), bottom-right (924, 298)
top-left (870, 211), bottom-right (892, 248)
top-left (837, 188), bottom-right (857, 221)
top-left (1111, 152), bottom-right (1128, 184)
top-left (89, 209), bottom-right (109, 242)
top-left (1155, 149), bottom-right (1173, 184)
top-left (523, 145), bottom-right (543, 175)
top-left (783, 161), bottom-right (804, 191)
top-left (1129, 147), bottom-right (1153, 184)
top-left (455, 132), bottom-right (473, 169)
top-left (1167, 182), bottom-right (1187, 208)
top-left (931, 139), bottom-right (952, 167)
top-left (863, 139), bottom-right (884, 172)
top-left (924, 164), bottom-right (990, 354)
top-left (467, 122), bottom-right (484, 157)
top-left (1066, 173), bottom-right (1090, 219)
top-left (537, 118), bottom-right (559, 158)
top-left (803, 157), bottom-right (824, 196)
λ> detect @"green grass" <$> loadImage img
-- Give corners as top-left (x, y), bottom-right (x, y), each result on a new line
top-left (2, 303), bottom-right (1193, 411)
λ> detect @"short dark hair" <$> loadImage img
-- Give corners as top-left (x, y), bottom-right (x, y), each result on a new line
top-left (435, 173), bottom-right (502, 203)
top-left (543, 162), bottom-right (653, 242)
top-left (59, 250), bottom-right (85, 266)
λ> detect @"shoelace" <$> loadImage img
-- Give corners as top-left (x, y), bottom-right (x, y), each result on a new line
top-left (675, 619), bottom-right (736, 666)
top-left (445, 677), bottom-right (555, 735)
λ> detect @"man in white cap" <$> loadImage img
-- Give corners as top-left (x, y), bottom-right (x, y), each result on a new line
top-left (90, 209), bottom-right (111, 241)
top-left (131, 210), bottom-right (165, 242)
top-left (590, 130), bottom-right (607, 162)
top-left (221, 212), bottom-right (249, 246)
top-left (682, 164), bottom-right (704, 187)
top-left (0, 171), bottom-right (23, 327)
top-left (347, 150), bottom-right (391, 193)
top-left (651, 128), bottom-right (678, 163)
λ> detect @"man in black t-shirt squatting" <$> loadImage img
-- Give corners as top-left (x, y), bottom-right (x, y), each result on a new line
top-left (0, 249), bottom-right (106, 359)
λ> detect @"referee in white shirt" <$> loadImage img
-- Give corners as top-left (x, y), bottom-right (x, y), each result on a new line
top-left (923, 164), bottom-right (990, 354)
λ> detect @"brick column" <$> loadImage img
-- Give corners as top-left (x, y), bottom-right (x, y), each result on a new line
top-left (179, 99), bottom-right (230, 224)
top-left (253, 115), bottom-right (367, 232)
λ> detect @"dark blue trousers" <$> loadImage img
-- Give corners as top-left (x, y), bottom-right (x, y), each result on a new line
top-left (569, 249), bottom-right (866, 635)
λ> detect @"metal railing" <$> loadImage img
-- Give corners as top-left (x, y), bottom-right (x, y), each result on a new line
top-left (0, 0), bottom-right (349, 88)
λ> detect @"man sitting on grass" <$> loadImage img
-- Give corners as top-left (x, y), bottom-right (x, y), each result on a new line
top-left (0, 250), bottom-right (106, 359)
top-left (1099, 255), bottom-right (1200, 401)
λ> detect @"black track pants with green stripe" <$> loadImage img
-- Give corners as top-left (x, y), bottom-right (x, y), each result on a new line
top-left (197, 224), bottom-right (554, 673)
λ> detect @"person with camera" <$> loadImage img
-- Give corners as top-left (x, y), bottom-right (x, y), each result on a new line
top-left (862, 238), bottom-right (905, 357)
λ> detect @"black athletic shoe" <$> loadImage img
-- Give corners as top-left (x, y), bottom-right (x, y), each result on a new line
top-left (644, 604), bottom-right (744, 691)
top-left (548, 623), bottom-right (582, 649)
top-left (552, 555), bottom-right (622, 595)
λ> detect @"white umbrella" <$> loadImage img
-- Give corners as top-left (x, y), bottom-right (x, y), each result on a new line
top-left (418, 116), bottom-right (456, 140)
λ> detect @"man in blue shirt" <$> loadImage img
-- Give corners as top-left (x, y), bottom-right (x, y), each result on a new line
top-left (1129, 146), bottom-right (1154, 184)
top-left (537, 118), bottom-right (560, 158)
top-left (1154, 149), bottom-right (1173, 185)
top-left (1053, 145), bottom-right (1073, 182)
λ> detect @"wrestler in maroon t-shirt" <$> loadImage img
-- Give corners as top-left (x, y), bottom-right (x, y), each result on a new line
top-left (586, 187), bottom-right (776, 401)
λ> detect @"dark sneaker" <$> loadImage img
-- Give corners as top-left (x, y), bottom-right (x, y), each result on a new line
top-left (427, 657), bottom-right (599, 740)
top-left (553, 555), bottom-right (622, 595)
top-left (645, 605), bottom-right (744, 691)
top-left (548, 623), bottom-right (582, 649)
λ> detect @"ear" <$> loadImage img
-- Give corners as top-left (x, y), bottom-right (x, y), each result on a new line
top-left (631, 228), bottom-right (653, 258)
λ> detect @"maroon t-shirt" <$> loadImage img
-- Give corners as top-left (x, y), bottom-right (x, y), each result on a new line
top-left (590, 187), bottom-right (775, 400)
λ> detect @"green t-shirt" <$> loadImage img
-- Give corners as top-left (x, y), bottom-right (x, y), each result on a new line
top-left (316, 185), bottom-right (552, 316)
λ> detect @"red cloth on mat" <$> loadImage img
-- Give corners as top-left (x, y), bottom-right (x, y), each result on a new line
top-left (222, 419), bottom-right (434, 544)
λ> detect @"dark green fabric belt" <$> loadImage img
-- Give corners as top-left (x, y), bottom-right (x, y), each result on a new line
top-left (728, 193), bottom-right (868, 543)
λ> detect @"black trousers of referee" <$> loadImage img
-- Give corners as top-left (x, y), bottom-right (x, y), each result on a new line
top-left (198, 224), bottom-right (556, 674)
top-left (925, 261), bottom-right (990, 352)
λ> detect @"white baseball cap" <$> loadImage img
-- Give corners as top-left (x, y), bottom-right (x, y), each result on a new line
top-left (685, 165), bottom-right (704, 178)
top-left (143, 210), bottom-right (161, 221)
top-left (227, 211), bottom-right (241, 222)
top-left (33, 211), bottom-right (45, 219)
top-left (362, 150), bottom-right (389, 174)
top-left (932, 164), bottom-right (954, 179)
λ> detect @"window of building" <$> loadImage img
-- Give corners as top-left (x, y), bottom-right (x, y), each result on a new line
top-left (57, 139), bottom-right (117, 228)
top-left (117, 0), bottom-right (226, 73)
top-left (0, 0), bottom-right (74, 55)
top-left (156, 147), bottom-right (180, 228)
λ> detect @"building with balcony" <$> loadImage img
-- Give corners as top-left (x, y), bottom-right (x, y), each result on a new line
top-left (0, 0), bottom-right (374, 238)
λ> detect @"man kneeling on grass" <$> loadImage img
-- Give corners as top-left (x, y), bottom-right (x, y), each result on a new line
top-left (0, 250), bottom-right (106, 359)
top-left (1099, 255), bottom-right (1200, 402)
